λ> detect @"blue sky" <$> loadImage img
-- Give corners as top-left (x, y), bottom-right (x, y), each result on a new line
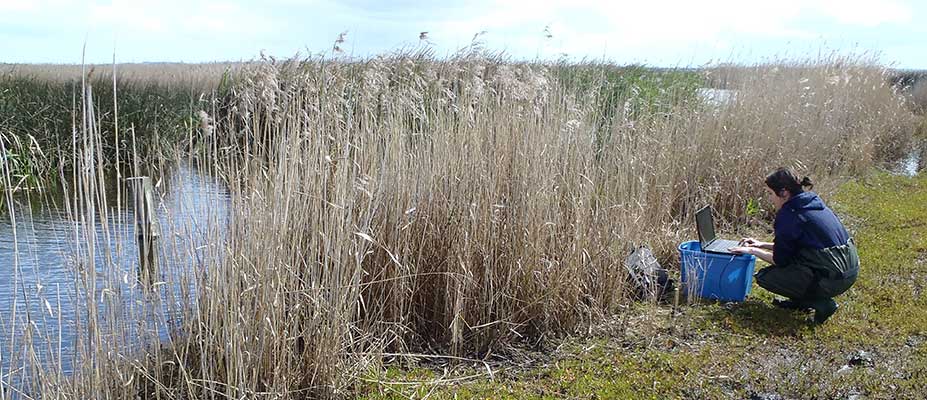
top-left (1, 0), bottom-right (925, 68)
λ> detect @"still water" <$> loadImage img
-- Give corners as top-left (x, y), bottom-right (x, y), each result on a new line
top-left (901, 140), bottom-right (926, 176)
top-left (0, 162), bottom-right (228, 386)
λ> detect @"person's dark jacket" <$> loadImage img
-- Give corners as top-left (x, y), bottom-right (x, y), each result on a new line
top-left (773, 191), bottom-right (850, 267)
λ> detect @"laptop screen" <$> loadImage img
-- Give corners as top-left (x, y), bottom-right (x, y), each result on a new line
top-left (696, 206), bottom-right (716, 245)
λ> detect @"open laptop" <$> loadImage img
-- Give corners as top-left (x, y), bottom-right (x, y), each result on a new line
top-left (696, 205), bottom-right (741, 255)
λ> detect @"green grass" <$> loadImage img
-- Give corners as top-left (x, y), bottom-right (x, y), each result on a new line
top-left (357, 171), bottom-right (927, 399)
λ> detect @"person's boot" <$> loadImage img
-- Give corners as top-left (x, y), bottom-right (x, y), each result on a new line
top-left (811, 299), bottom-right (839, 324)
top-left (772, 298), bottom-right (810, 310)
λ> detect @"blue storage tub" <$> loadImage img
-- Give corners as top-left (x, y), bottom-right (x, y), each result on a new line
top-left (678, 240), bottom-right (757, 302)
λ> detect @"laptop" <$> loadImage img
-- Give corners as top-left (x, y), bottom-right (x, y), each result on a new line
top-left (695, 205), bottom-right (741, 255)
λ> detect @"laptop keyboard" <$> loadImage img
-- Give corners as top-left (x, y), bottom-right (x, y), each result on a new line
top-left (707, 239), bottom-right (740, 252)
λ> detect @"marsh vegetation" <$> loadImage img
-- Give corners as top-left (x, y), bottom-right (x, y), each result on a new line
top-left (0, 50), bottom-right (921, 398)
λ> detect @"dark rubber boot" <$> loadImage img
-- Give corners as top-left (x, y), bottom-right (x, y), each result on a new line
top-left (812, 299), bottom-right (839, 324)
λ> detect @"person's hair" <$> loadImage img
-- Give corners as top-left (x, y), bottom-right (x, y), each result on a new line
top-left (765, 167), bottom-right (813, 197)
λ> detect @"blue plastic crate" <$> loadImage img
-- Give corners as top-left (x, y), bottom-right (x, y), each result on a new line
top-left (678, 240), bottom-right (757, 302)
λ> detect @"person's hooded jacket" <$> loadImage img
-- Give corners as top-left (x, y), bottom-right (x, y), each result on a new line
top-left (773, 191), bottom-right (851, 268)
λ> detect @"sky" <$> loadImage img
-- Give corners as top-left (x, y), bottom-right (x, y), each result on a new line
top-left (1, 0), bottom-right (925, 69)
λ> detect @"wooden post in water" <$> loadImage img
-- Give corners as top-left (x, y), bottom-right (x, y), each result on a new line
top-left (129, 176), bottom-right (160, 283)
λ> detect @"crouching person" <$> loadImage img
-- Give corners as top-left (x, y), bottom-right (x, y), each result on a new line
top-left (729, 168), bottom-right (859, 324)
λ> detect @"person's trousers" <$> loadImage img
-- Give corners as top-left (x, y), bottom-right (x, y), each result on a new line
top-left (755, 240), bottom-right (859, 301)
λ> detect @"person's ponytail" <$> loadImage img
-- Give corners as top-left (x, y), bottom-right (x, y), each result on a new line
top-left (800, 176), bottom-right (814, 190)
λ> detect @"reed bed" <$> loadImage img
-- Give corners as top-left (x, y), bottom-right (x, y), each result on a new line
top-left (0, 63), bottom-right (239, 191)
top-left (1, 51), bottom-right (919, 399)
top-left (911, 79), bottom-right (927, 114)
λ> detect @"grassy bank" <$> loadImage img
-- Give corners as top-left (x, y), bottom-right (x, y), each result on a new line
top-left (358, 171), bottom-right (927, 399)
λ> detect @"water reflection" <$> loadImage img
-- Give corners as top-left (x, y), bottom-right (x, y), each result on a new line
top-left (0, 161), bottom-right (228, 387)
top-left (902, 139), bottom-right (926, 176)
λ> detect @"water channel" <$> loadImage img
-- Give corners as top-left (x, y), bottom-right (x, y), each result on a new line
top-left (0, 162), bottom-right (229, 388)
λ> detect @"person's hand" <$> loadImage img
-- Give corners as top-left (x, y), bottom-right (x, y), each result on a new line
top-left (728, 246), bottom-right (754, 255)
top-left (739, 237), bottom-right (761, 247)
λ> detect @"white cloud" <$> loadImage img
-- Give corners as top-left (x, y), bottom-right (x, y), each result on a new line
top-left (0, 0), bottom-right (77, 13)
top-left (0, 0), bottom-right (81, 23)
top-left (90, 1), bottom-right (167, 33)
top-left (813, 0), bottom-right (912, 27)
top-left (0, 0), bottom-right (37, 12)
top-left (415, 0), bottom-right (918, 63)
top-left (87, 0), bottom-right (274, 36)
top-left (420, 0), bottom-right (813, 61)
top-left (0, 0), bottom-right (922, 66)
